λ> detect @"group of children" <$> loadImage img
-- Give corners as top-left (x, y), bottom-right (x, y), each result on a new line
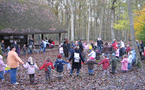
top-left (0, 41), bottom-right (137, 85)
top-left (0, 54), bottom-right (69, 84)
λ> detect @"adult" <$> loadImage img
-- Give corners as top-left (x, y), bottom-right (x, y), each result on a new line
top-left (69, 46), bottom-right (85, 76)
top-left (63, 41), bottom-right (69, 59)
top-left (13, 41), bottom-right (18, 53)
top-left (97, 38), bottom-right (101, 49)
top-left (7, 45), bottom-right (24, 84)
top-left (1, 40), bottom-right (5, 54)
top-left (100, 38), bottom-right (103, 46)
top-left (120, 40), bottom-right (125, 53)
top-left (78, 39), bottom-right (83, 53)
top-left (103, 42), bottom-right (110, 58)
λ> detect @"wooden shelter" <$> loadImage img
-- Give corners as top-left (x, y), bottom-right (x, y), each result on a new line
top-left (0, 0), bottom-right (67, 47)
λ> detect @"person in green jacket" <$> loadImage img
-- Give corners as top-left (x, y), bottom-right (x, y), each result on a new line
top-left (110, 53), bottom-right (120, 74)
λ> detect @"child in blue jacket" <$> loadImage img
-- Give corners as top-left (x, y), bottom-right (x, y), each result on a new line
top-left (54, 55), bottom-right (68, 80)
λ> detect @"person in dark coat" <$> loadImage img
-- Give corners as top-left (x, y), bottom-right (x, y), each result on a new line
top-left (69, 46), bottom-right (85, 76)
top-left (78, 39), bottom-right (83, 53)
top-left (63, 41), bottom-right (69, 59)
top-left (13, 41), bottom-right (18, 53)
top-left (97, 38), bottom-right (101, 49)
top-left (140, 41), bottom-right (144, 59)
top-left (119, 46), bottom-right (124, 59)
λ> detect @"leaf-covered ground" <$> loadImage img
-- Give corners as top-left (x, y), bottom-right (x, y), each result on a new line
top-left (1, 48), bottom-right (145, 90)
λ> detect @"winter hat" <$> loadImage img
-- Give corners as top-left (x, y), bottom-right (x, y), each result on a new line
top-left (28, 57), bottom-right (33, 64)
top-left (111, 53), bottom-right (115, 56)
top-left (57, 55), bottom-right (62, 59)
top-left (90, 57), bottom-right (95, 60)
top-left (75, 46), bottom-right (79, 49)
top-left (0, 55), bottom-right (3, 60)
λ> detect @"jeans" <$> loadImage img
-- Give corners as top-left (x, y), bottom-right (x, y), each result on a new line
top-left (45, 71), bottom-right (51, 80)
top-left (112, 67), bottom-right (116, 74)
top-left (39, 47), bottom-right (43, 53)
top-left (23, 51), bottom-right (26, 55)
top-left (128, 63), bottom-right (132, 70)
top-left (88, 69), bottom-right (93, 74)
top-left (43, 47), bottom-right (46, 53)
top-left (0, 71), bottom-right (4, 80)
top-left (10, 68), bottom-right (17, 83)
top-left (104, 53), bottom-right (109, 58)
top-left (70, 68), bottom-right (80, 75)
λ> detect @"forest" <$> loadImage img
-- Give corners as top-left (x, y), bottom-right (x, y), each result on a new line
top-left (0, 0), bottom-right (145, 89)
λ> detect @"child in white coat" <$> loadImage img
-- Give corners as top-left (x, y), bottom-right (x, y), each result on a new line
top-left (23, 57), bottom-right (39, 84)
top-left (0, 55), bottom-right (6, 82)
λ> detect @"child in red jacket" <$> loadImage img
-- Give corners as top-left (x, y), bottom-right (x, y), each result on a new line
top-left (98, 55), bottom-right (110, 77)
top-left (39, 57), bottom-right (54, 82)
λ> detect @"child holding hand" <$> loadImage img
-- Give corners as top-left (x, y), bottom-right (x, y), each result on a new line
top-left (39, 57), bottom-right (54, 82)
top-left (98, 55), bottom-right (110, 77)
top-left (23, 57), bottom-right (39, 84)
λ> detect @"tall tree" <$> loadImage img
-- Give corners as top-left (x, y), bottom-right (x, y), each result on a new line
top-left (127, 0), bottom-right (142, 68)
top-left (110, 0), bottom-right (116, 41)
top-left (71, 0), bottom-right (75, 41)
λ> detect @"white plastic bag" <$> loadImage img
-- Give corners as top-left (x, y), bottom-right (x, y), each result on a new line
top-left (67, 63), bottom-right (71, 70)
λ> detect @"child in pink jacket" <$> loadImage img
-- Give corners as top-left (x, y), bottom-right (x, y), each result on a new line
top-left (0, 55), bottom-right (6, 81)
top-left (98, 55), bottom-right (110, 76)
top-left (23, 57), bottom-right (39, 84)
top-left (121, 55), bottom-right (129, 72)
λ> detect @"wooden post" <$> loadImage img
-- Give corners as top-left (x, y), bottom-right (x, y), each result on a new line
top-left (59, 33), bottom-right (61, 45)
top-left (41, 34), bottom-right (44, 40)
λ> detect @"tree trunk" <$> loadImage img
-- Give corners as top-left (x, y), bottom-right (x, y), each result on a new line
top-left (71, 0), bottom-right (74, 41)
top-left (87, 0), bottom-right (91, 42)
top-left (110, 0), bottom-right (116, 41)
top-left (127, 0), bottom-right (142, 68)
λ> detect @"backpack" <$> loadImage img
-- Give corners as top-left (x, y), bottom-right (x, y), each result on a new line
top-left (56, 60), bottom-right (63, 72)
top-left (74, 52), bottom-right (80, 63)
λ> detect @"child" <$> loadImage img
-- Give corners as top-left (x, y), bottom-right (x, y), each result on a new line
top-left (17, 45), bottom-right (21, 56)
top-left (89, 44), bottom-right (92, 52)
top-left (88, 49), bottom-right (96, 59)
top-left (0, 55), bottom-right (6, 81)
top-left (110, 53), bottom-right (120, 74)
top-left (54, 55), bottom-right (68, 80)
top-left (128, 51), bottom-right (133, 70)
top-left (39, 57), bottom-right (54, 82)
top-left (121, 55), bottom-right (129, 72)
top-left (85, 57), bottom-right (98, 76)
top-left (126, 45), bottom-right (131, 55)
top-left (22, 44), bottom-right (27, 55)
top-left (115, 47), bottom-right (119, 58)
top-left (82, 49), bottom-right (87, 62)
top-left (98, 55), bottom-right (110, 77)
top-left (23, 57), bottom-right (39, 84)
